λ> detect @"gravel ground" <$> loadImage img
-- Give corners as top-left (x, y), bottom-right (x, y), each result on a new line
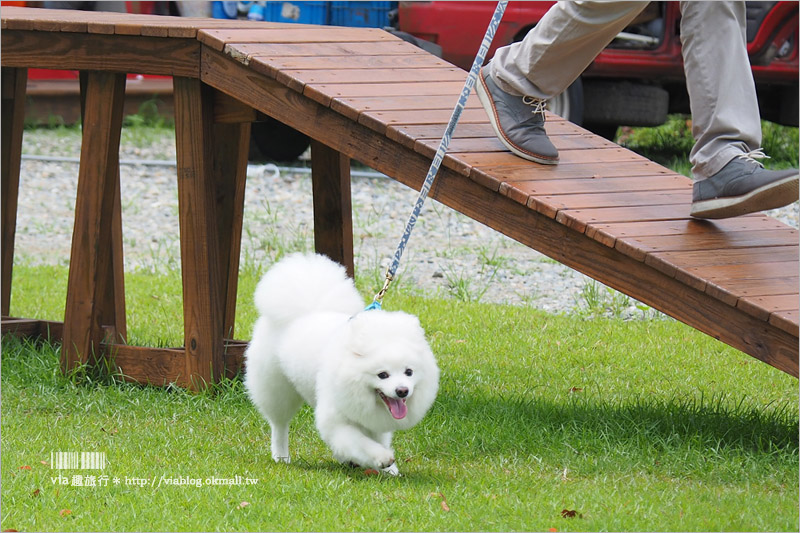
top-left (13, 127), bottom-right (800, 317)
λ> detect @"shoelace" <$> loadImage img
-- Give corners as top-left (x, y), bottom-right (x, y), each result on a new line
top-left (736, 148), bottom-right (771, 168)
top-left (522, 96), bottom-right (547, 118)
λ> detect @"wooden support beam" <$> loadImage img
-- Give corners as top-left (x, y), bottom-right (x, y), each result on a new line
top-left (62, 71), bottom-right (126, 373)
top-left (78, 72), bottom-right (127, 345)
top-left (211, 117), bottom-right (250, 340)
top-left (1, 67), bottom-right (26, 316)
top-left (311, 139), bottom-right (355, 278)
top-left (173, 77), bottom-right (225, 391)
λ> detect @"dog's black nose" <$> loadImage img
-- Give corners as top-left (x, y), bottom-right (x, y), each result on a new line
top-left (396, 387), bottom-right (409, 398)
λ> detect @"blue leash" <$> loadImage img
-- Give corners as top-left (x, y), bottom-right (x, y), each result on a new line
top-left (367, 0), bottom-right (509, 311)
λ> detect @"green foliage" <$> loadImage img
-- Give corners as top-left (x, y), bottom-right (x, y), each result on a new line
top-left (619, 115), bottom-right (799, 174)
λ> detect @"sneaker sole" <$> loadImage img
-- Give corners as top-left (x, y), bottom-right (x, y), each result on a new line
top-left (475, 73), bottom-right (559, 166)
top-left (690, 173), bottom-right (799, 219)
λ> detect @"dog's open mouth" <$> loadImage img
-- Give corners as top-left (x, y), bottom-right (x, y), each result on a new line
top-left (377, 390), bottom-right (408, 420)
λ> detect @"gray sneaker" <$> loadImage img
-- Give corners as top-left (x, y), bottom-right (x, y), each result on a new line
top-left (690, 151), bottom-right (799, 219)
top-left (475, 65), bottom-right (559, 165)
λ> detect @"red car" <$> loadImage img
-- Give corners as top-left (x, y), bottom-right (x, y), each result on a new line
top-left (396, 1), bottom-right (799, 137)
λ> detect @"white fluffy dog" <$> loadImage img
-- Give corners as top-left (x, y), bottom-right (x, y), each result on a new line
top-left (244, 253), bottom-right (439, 474)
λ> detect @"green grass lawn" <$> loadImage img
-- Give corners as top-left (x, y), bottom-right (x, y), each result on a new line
top-left (2, 263), bottom-right (798, 532)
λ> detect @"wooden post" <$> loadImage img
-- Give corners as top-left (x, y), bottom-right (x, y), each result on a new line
top-left (311, 139), bottom-right (354, 278)
top-left (62, 71), bottom-right (126, 373)
top-left (1, 67), bottom-right (27, 316)
top-left (173, 77), bottom-right (225, 390)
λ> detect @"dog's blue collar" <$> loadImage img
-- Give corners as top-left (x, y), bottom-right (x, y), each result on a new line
top-left (364, 300), bottom-right (382, 312)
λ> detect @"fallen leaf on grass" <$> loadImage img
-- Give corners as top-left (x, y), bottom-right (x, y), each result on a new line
top-left (363, 469), bottom-right (380, 476)
top-left (32, 489), bottom-right (41, 497)
top-left (561, 509), bottom-right (582, 519)
top-left (18, 465), bottom-right (31, 470)
top-left (548, 529), bottom-right (558, 532)
top-left (569, 387), bottom-right (583, 393)
top-left (238, 501), bottom-right (250, 509)
top-left (59, 509), bottom-right (72, 517)
top-left (429, 492), bottom-right (450, 512)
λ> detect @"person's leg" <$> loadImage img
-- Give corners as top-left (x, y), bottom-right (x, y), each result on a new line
top-left (680, 1), bottom-right (760, 178)
top-left (492, 1), bottom-right (648, 99)
top-left (682, 0), bottom-right (798, 218)
top-left (476, 1), bottom-right (646, 164)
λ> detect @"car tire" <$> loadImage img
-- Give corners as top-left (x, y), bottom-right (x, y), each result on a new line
top-left (582, 80), bottom-right (669, 128)
top-left (250, 118), bottom-right (311, 162)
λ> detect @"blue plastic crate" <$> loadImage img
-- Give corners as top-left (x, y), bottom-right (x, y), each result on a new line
top-left (329, 1), bottom-right (397, 28)
top-left (263, 2), bottom-right (330, 24)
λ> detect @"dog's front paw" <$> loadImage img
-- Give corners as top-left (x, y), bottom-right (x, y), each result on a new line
top-left (373, 450), bottom-right (396, 470)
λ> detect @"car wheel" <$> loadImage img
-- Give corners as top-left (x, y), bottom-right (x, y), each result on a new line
top-left (250, 118), bottom-right (311, 162)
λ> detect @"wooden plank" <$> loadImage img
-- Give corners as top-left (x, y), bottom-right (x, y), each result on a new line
top-left (589, 216), bottom-right (787, 239)
top-left (330, 94), bottom-right (482, 122)
top-left (531, 190), bottom-right (692, 219)
top-left (616, 228), bottom-right (796, 263)
top-left (588, 216), bottom-right (788, 251)
top-left (685, 261), bottom-right (797, 283)
top-left (389, 119), bottom-right (585, 141)
top-left (0, 30), bottom-right (201, 77)
top-left (738, 294), bottom-right (798, 321)
top-left (105, 344), bottom-right (189, 387)
top-left (311, 139), bottom-right (355, 278)
top-left (305, 81), bottom-right (468, 108)
top-left (275, 67), bottom-right (467, 96)
top-left (705, 276), bottom-right (799, 302)
top-left (62, 71), bottom-right (126, 374)
top-left (358, 108), bottom-right (490, 136)
top-left (251, 53), bottom-right (452, 72)
top-left (620, 228), bottom-right (798, 254)
top-left (771, 310), bottom-right (799, 337)
top-left (333, 94), bottom-right (483, 112)
top-left (415, 134), bottom-right (617, 154)
top-left (645, 244), bottom-right (798, 283)
top-left (226, 41), bottom-right (426, 59)
top-left (652, 246), bottom-right (799, 268)
top-left (1, 67), bottom-right (26, 316)
top-left (174, 77), bottom-right (225, 391)
top-left (459, 148), bottom-right (648, 171)
top-left (1, 317), bottom-right (63, 341)
top-left (485, 160), bottom-right (673, 183)
top-left (199, 27), bottom-right (397, 52)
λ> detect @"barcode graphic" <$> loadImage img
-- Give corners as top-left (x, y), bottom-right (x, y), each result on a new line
top-left (51, 451), bottom-right (106, 470)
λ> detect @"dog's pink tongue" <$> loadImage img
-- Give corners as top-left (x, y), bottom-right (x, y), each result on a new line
top-left (385, 397), bottom-right (408, 419)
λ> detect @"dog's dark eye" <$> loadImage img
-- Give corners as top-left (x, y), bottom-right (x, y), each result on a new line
top-left (377, 372), bottom-right (389, 379)
top-left (405, 368), bottom-right (413, 377)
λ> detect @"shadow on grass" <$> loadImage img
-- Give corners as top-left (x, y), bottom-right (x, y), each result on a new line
top-left (430, 390), bottom-right (798, 461)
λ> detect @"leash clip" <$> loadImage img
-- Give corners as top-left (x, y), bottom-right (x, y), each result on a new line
top-left (365, 270), bottom-right (394, 311)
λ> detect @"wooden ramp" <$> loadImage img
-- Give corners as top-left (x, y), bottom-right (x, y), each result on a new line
top-left (1, 7), bottom-right (797, 388)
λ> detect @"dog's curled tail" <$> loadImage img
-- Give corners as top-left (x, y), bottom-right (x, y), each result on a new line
top-left (253, 253), bottom-right (365, 326)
